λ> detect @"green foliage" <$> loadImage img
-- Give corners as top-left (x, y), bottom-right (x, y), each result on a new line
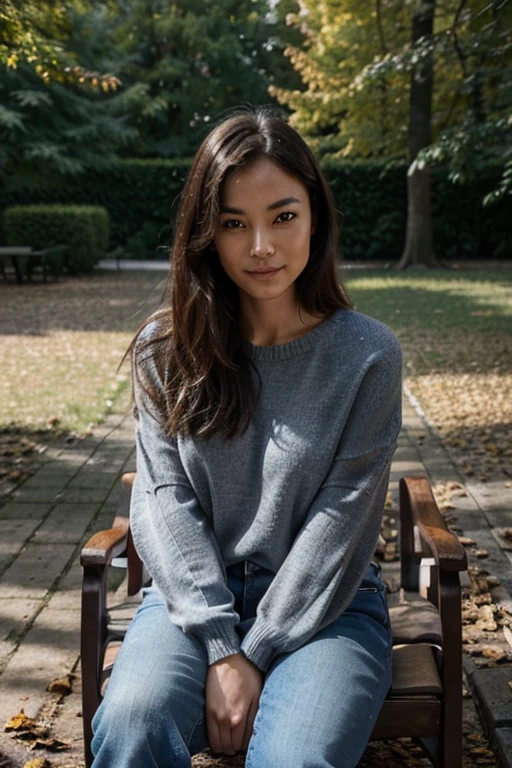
top-left (321, 157), bottom-right (407, 260)
top-left (0, 64), bottom-right (137, 186)
top-left (323, 155), bottom-right (510, 261)
top-left (3, 204), bottom-right (109, 273)
top-left (84, 0), bottom-right (302, 158)
top-left (0, 159), bottom-right (190, 257)
top-left (0, 0), bottom-right (68, 75)
top-left (272, 0), bottom-right (411, 157)
top-left (276, 0), bottom-right (512, 211)
top-left (3, 156), bottom-right (508, 261)
top-left (0, 0), bottom-right (121, 88)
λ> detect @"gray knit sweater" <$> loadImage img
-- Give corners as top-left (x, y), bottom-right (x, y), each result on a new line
top-left (130, 308), bottom-right (402, 671)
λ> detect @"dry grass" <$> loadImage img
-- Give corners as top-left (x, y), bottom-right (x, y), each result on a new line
top-left (1, 266), bottom-right (506, 766)
top-left (0, 271), bottom-right (165, 433)
top-left (346, 268), bottom-right (512, 483)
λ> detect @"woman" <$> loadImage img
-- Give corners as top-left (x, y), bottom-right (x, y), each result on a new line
top-left (92, 108), bottom-right (402, 768)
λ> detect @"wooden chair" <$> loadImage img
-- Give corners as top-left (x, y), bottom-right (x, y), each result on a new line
top-left (81, 474), bottom-right (467, 767)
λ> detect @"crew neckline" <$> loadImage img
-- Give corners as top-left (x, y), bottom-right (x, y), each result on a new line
top-left (246, 308), bottom-right (349, 361)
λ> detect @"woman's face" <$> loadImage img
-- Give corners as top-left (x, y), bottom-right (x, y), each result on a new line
top-left (213, 156), bottom-right (314, 310)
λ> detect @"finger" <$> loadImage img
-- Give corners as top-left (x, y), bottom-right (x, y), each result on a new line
top-left (218, 721), bottom-right (235, 756)
top-left (230, 717), bottom-right (246, 753)
top-left (206, 712), bottom-right (222, 755)
top-left (242, 699), bottom-right (258, 751)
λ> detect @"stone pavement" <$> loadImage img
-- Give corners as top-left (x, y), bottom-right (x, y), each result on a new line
top-left (0, 393), bottom-right (511, 767)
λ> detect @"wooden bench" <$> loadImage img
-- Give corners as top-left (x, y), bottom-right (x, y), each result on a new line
top-left (81, 474), bottom-right (467, 767)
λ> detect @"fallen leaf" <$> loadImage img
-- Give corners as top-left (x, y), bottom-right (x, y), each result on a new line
top-left (15, 727), bottom-right (50, 741)
top-left (503, 625), bottom-right (512, 651)
top-left (23, 760), bottom-right (51, 768)
top-left (481, 646), bottom-right (507, 662)
top-left (29, 738), bottom-right (68, 752)
top-left (4, 710), bottom-right (37, 732)
top-left (459, 537), bottom-right (476, 547)
top-left (47, 674), bottom-right (74, 696)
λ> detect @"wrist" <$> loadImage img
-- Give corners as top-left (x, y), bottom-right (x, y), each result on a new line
top-left (211, 652), bottom-right (243, 667)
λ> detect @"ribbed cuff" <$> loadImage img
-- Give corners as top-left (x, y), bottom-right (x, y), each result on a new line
top-left (240, 619), bottom-right (286, 671)
top-left (202, 628), bottom-right (242, 666)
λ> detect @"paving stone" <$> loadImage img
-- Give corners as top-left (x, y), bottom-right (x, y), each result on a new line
top-left (487, 510), bottom-right (512, 528)
top-left (33, 504), bottom-right (99, 544)
top-left (0, 597), bottom-right (42, 645)
top-left (67, 472), bottom-right (118, 490)
top-left (389, 459), bottom-right (424, 476)
top-left (84, 453), bottom-right (130, 471)
top-left (20, 469), bottom-right (77, 489)
top-left (493, 728), bottom-right (512, 768)
top-left (48, 663), bottom-right (85, 763)
top-left (0, 518), bottom-right (41, 558)
top-left (0, 501), bottom-right (53, 520)
top-left (469, 666), bottom-right (512, 733)
top-left (54, 486), bottom-right (108, 504)
top-left (48, 557), bottom-right (83, 611)
top-left (0, 607), bottom-right (81, 722)
top-left (0, 543), bottom-right (75, 599)
top-left (10, 485), bottom-right (62, 503)
top-left (0, 640), bottom-right (15, 673)
top-left (88, 506), bottom-right (118, 536)
top-left (121, 451), bottom-right (136, 474)
top-left (56, 449), bottom-right (94, 468)
top-left (104, 483), bottom-right (123, 506)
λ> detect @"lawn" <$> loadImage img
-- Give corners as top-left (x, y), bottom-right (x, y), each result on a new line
top-left (0, 271), bottom-right (166, 433)
top-left (1, 266), bottom-right (508, 768)
top-left (0, 266), bottom-right (511, 490)
top-left (345, 268), bottom-right (512, 483)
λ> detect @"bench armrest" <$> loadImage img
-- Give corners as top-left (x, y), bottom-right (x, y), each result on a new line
top-left (81, 522), bottom-right (129, 568)
top-left (401, 476), bottom-right (467, 572)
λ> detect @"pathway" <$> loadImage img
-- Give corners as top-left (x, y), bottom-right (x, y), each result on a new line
top-left (0, 392), bottom-right (511, 767)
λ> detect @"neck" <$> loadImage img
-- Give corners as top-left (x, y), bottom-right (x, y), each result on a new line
top-left (240, 293), bottom-right (321, 347)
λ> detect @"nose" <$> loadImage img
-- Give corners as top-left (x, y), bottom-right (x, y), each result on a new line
top-left (249, 228), bottom-right (275, 259)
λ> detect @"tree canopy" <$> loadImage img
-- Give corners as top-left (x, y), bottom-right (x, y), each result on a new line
top-left (274, 0), bottom-right (511, 185)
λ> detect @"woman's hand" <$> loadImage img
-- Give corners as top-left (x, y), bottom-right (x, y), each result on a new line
top-left (206, 652), bottom-right (263, 755)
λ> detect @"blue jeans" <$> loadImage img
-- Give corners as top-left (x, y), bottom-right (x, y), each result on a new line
top-left (91, 562), bottom-right (392, 768)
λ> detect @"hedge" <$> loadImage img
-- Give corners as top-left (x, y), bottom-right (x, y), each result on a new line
top-left (3, 204), bottom-right (109, 273)
top-left (321, 157), bottom-right (510, 261)
top-left (0, 158), bottom-right (509, 260)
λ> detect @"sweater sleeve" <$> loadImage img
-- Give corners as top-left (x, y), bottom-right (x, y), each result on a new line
top-left (130, 346), bottom-right (241, 666)
top-left (240, 339), bottom-right (402, 671)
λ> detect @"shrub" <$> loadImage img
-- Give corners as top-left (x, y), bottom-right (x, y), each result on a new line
top-left (0, 158), bottom-right (509, 261)
top-left (3, 204), bottom-right (109, 273)
top-left (0, 159), bottom-right (189, 259)
top-left (321, 158), bottom-right (408, 261)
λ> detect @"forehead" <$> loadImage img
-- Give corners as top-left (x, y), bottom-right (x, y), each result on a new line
top-left (220, 156), bottom-right (308, 203)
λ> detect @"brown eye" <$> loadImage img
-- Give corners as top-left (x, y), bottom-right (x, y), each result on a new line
top-left (223, 219), bottom-right (244, 229)
top-left (275, 212), bottom-right (296, 223)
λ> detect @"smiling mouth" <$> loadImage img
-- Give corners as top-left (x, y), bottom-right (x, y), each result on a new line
top-left (247, 267), bottom-right (283, 278)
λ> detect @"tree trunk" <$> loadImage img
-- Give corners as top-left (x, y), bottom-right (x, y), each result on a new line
top-left (398, 159), bottom-right (436, 269)
top-left (398, 0), bottom-right (437, 269)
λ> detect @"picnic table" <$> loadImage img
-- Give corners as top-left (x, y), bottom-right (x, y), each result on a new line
top-left (0, 245), bottom-right (68, 283)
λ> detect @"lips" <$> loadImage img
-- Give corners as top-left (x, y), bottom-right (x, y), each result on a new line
top-left (246, 267), bottom-right (283, 280)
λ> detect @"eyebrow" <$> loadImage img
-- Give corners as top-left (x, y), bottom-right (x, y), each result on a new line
top-left (219, 197), bottom-right (301, 215)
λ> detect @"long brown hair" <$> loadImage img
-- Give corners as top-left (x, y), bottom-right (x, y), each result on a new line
top-left (132, 107), bottom-right (352, 439)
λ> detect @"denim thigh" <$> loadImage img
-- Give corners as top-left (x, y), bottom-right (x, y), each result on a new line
top-left (91, 587), bottom-right (209, 767)
top-left (243, 561), bottom-right (393, 768)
